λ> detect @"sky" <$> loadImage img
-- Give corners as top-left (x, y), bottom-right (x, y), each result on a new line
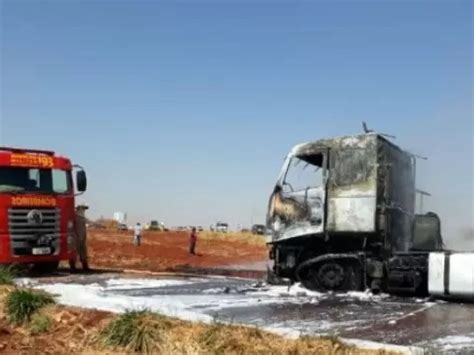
top-left (0, 0), bottom-right (472, 248)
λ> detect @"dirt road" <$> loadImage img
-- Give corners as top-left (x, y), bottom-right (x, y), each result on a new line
top-left (87, 230), bottom-right (268, 276)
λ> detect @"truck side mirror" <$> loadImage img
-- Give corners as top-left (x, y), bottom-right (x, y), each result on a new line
top-left (76, 170), bottom-right (87, 192)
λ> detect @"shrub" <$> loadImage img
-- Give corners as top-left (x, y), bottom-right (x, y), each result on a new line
top-left (6, 289), bottom-right (55, 324)
top-left (0, 265), bottom-right (17, 285)
top-left (29, 313), bottom-right (52, 334)
top-left (99, 310), bottom-right (167, 354)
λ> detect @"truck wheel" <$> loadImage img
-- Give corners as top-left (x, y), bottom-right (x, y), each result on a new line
top-left (301, 261), bottom-right (362, 292)
top-left (318, 263), bottom-right (345, 289)
top-left (32, 262), bottom-right (59, 274)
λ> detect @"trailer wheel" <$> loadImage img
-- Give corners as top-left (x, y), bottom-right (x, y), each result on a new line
top-left (32, 262), bottom-right (59, 274)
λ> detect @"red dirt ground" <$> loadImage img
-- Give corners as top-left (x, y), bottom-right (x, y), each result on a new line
top-left (87, 229), bottom-right (268, 275)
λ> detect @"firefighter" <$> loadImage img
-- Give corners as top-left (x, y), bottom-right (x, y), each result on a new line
top-left (69, 204), bottom-right (90, 271)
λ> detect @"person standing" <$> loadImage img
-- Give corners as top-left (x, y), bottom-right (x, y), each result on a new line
top-left (134, 222), bottom-right (143, 246)
top-left (69, 205), bottom-right (90, 271)
top-left (189, 227), bottom-right (198, 255)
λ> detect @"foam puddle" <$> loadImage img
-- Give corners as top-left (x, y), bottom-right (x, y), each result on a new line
top-left (16, 277), bottom-right (466, 354)
top-left (424, 334), bottom-right (474, 352)
top-left (27, 279), bottom-right (325, 322)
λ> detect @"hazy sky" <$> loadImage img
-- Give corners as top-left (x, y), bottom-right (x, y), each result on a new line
top-left (0, 1), bottom-right (472, 247)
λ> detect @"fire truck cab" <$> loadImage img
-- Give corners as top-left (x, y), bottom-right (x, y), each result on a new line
top-left (0, 147), bottom-right (87, 272)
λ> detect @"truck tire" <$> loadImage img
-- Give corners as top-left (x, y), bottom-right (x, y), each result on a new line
top-left (300, 261), bottom-right (362, 292)
top-left (32, 261), bottom-right (59, 274)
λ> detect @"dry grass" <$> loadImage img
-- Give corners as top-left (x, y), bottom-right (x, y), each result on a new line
top-left (98, 310), bottom-right (171, 353)
top-left (160, 320), bottom-right (396, 355)
top-left (29, 313), bottom-right (53, 334)
top-left (0, 286), bottom-right (398, 355)
top-left (200, 231), bottom-right (267, 246)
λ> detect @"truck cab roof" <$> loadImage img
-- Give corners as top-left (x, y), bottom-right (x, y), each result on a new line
top-left (0, 147), bottom-right (72, 170)
top-left (288, 133), bottom-right (405, 158)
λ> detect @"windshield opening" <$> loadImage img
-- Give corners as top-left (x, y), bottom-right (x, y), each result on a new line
top-left (283, 153), bottom-right (325, 192)
top-left (0, 167), bottom-right (72, 194)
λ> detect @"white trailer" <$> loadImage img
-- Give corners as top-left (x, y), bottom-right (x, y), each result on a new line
top-left (429, 252), bottom-right (474, 300)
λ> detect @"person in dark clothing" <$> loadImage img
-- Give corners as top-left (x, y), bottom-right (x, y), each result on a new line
top-left (189, 227), bottom-right (197, 255)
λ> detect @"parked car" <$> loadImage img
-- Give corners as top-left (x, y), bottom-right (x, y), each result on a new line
top-left (118, 223), bottom-right (128, 232)
top-left (251, 224), bottom-right (266, 235)
top-left (148, 220), bottom-right (160, 231)
top-left (215, 222), bottom-right (229, 233)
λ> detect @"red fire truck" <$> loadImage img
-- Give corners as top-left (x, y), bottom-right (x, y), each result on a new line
top-left (0, 147), bottom-right (87, 272)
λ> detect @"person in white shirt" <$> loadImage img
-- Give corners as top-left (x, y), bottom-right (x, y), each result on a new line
top-left (133, 222), bottom-right (143, 246)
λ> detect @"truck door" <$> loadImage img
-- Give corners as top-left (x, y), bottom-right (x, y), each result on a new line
top-left (269, 150), bottom-right (328, 240)
top-left (325, 147), bottom-right (378, 233)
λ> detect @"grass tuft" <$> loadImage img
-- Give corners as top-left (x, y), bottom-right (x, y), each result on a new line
top-left (6, 289), bottom-right (55, 324)
top-left (198, 322), bottom-right (270, 355)
top-left (29, 313), bottom-right (52, 334)
top-left (99, 310), bottom-right (168, 354)
top-left (0, 265), bottom-right (17, 285)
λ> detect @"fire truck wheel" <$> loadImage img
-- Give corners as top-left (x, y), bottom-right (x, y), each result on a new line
top-left (32, 261), bottom-right (59, 274)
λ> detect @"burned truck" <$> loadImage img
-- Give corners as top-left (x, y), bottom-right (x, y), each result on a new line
top-left (267, 133), bottom-right (443, 294)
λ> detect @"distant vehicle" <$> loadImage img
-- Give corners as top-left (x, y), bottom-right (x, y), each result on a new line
top-left (148, 220), bottom-right (167, 231)
top-left (148, 220), bottom-right (161, 231)
top-left (215, 222), bottom-right (229, 233)
top-left (117, 223), bottom-right (128, 232)
top-left (197, 226), bottom-right (204, 232)
top-left (251, 224), bottom-right (266, 235)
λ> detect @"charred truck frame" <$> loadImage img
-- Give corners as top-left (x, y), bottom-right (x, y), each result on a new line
top-left (267, 134), bottom-right (443, 295)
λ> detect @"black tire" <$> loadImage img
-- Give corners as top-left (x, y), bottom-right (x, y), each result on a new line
top-left (32, 261), bottom-right (59, 274)
top-left (300, 260), bottom-right (362, 292)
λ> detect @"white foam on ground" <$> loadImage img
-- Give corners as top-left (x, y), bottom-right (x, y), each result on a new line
top-left (15, 278), bottom-right (39, 287)
top-left (30, 278), bottom-right (322, 323)
top-left (20, 277), bottom-right (452, 354)
top-left (251, 283), bottom-right (324, 298)
top-left (264, 323), bottom-right (423, 354)
top-left (105, 278), bottom-right (195, 290)
top-left (35, 281), bottom-right (214, 323)
top-left (429, 334), bottom-right (474, 351)
top-left (202, 287), bottom-right (226, 294)
top-left (335, 289), bottom-right (390, 301)
top-left (341, 338), bottom-right (424, 355)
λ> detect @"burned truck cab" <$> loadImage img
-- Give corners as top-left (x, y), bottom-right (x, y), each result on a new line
top-left (267, 134), bottom-right (441, 293)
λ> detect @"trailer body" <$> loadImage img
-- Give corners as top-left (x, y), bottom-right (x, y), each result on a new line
top-left (429, 252), bottom-right (474, 300)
